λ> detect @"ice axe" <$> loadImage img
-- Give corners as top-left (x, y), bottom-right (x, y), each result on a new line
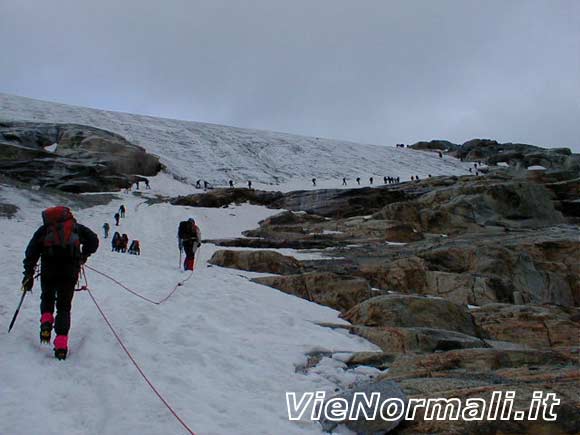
top-left (8, 287), bottom-right (27, 332)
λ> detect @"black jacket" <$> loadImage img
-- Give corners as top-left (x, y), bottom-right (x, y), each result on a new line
top-left (23, 223), bottom-right (99, 277)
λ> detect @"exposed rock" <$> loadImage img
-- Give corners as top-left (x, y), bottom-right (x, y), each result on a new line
top-left (252, 272), bottom-right (372, 312)
top-left (383, 348), bottom-right (573, 379)
top-left (355, 229), bottom-right (580, 307)
top-left (391, 369), bottom-right (579, 433)
top-left (258, 210), bottom-right (327, 226)
top-left (453, 138), bottom-right (580, 174)
top-left (410, 140), bottom-right (459, 152)
top-left (272, 186), bottom-right (414, 218)
top-left (346, 352), bottom-right (398, 370)
top-left (0, 121), bottom-right (162, 192)
top-left (171, 188), bottom-right (283, 208)
top-left (207, 237), bottom-right (338, 249)
top-left (0, 202), bottom-right (18, 218)
top-left (341, 325), bottom-right (487, 354)
top-left (208, 250), bottom-right (303, 274)
top-left (320, 380), bottom-right (407, 434)
top-left (376, 348), bottom-right (580, 434)
top-left (384, 223), bottom-right (424, 243)
top-left (471, 303), bottom-right (580, 349)
top-left (342, 294), bottom-right (477, 336)
top-left (375, 178), bottom-right (565, 234)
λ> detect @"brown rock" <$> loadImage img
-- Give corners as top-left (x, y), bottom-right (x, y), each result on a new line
top-left (252, 272), bottom-right (372, 312)
top-left (342, 294), bottom-right (477, 336)
top-left (471, 303), bottom-right (580, 349)
top-left (384, 348), bottom-right (573, 379)
top-left (346, 325), bottom-right (486, 353)
top-left (208, 249), bottom-right (302, 274)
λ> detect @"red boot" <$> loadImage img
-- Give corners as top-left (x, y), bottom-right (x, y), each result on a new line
top-left (54, 335), bottom-right (68, 360)
top-left (40, 313), bottom-right (54, 344)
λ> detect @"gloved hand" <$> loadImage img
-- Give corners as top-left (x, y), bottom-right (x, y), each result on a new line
top-left (22, 274), bottom-right (34, 292)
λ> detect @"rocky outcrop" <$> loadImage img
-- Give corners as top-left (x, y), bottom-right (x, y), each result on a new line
top-left (320, 380), bottom-right (407, 434)
top-left (339, 325), bottom-right (487, 353)
top-left (454, 138), bottom-right (580, 173)
top-left (356, 228), bottom-right (580, 307)
top-left (471, 303), bottom-right (580, 350)
top-left (208, 250), bottom-right (303, 274)
top-left (374, 178), bottom-right (565, 234)
top-left (171, 188), bottom-right (283, 208)
top-left (410, 140), bottom-right (459, 152)
top-left (252, 272), bottom-right (372, 312)
top-left (0, 121), bottom-right (161, 192)
top-left (384, 348), bottom-right (573, 379)
top-left (342, 294), bottom-right (477, 336)
top-left (380, 348), bottom-right (579, 434)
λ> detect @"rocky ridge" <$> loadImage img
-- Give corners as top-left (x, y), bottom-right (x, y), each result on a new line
top-left (0, 121), bottom-right (162, 192)
top-left (190, 158), bottom-right (579, 433)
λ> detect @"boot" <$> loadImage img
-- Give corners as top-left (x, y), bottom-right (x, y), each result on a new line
top-left (54, 335), bottom-right (68, 360)
top-left (40, 313), bottom-right (54, 344)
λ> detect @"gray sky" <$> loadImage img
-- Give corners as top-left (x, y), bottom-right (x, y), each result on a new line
top-left (1, 0), bottom-right (579, 151)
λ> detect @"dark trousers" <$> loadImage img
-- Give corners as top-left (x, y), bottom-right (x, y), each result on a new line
top-left (40, 271), bottom-right (78, 336)
top-left (182, 240), bottom-right (197, 271)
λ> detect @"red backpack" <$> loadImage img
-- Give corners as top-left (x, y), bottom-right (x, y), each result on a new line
top-left (42, 206), bottom-right (81, 257)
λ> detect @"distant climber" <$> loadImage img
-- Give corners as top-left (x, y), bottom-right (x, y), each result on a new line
top-left (342, 177), bottom-right (347, 186)
top-left (229, 180), bottom-right (234, 188)
top-left (120, 234), bottom-right (129, 253)
top-left (102, 222), bottom-right (110, 239)
top-left (203, 180), bottom-right (209, 190)
top-left (119, 205), bottom-right (126, 218)
top-left (356, 177), bottom-right (361, 185)
top-left (312, 178), bottom-right (316, 187)
top-left (114, 212), bottom-right (120, 226)
top-left (22, 206), bottom-right (98, 360)
top-left (369, 177), bottom-right (373, 185)
top-left (411, 176), bottom-right (414, 181)
top-left (195, 180), bottom-right (202, 189)
top-left (128, 240), bottom-right (141, 255)
top-left (383, 176), bottom-right (387, 184)
top-left (248, 180), bottom-right (252, 189)
top-left (178, 218), bottom-right (202, 271)
top-left (111, 232), bottom-right (121, 252)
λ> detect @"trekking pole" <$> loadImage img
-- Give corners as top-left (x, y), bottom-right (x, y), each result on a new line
top-left (8, 287), bottom-right (27, 332)
top-left (179, 246), bottom-right (182, 270)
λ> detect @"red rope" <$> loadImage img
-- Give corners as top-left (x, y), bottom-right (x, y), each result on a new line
top-left (81, 269), bottom-right (197, 435)
top-left (84, 263), bottom-right (194, 305)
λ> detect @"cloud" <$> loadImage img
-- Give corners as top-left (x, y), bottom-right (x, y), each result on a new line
top-left (0, 0), bottom-right (578, 150)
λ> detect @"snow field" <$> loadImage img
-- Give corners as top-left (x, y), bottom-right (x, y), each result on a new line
top-left (1, 176), bottom-right (379, 435)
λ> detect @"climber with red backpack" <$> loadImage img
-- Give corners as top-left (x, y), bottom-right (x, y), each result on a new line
top-left (22, 206), bottom-right (99, 360)
top-left (178, 218), bottom-right (201, 271)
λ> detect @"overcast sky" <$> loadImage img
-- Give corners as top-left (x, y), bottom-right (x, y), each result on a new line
top-left (1, 0), bottom-right (579, 151)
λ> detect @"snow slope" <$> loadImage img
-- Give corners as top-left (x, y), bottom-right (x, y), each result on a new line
top-left (0, 174), bottom-right (380, 435)
top-left (0, 93), bottom-right (471, 188)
